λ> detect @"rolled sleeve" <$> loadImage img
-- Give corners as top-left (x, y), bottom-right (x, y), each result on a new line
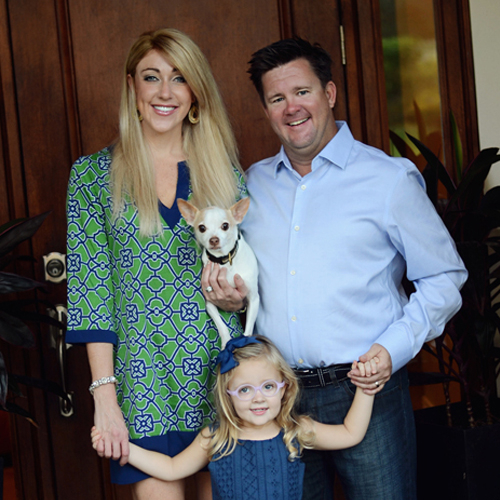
top-left (66, 153), bottom-right (117, 345)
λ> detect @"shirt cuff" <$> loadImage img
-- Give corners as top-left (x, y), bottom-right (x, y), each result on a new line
top-left (65, 329), bottom-right (117, 345)
top-left (375, 326), bottom-right (413, 373)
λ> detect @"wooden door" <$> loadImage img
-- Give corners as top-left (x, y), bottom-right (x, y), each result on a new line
top-left (0, 1), bottom-right (388, 498)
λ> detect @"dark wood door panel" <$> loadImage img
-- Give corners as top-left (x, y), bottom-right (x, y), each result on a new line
top-left (291, 0), bottom-right (347, 122)
top-left (67, 0), bottom-right (284, 168)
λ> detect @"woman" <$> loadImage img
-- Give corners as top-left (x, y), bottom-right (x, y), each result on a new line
top-left (66, 28), bottom-right (246, 499)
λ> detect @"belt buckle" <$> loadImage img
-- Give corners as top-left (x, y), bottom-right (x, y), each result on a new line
top-left (295, 368), bottom-right (313, 375)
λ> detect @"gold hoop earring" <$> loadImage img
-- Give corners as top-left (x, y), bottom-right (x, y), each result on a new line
top-left (137, 109), bottom-right (143, 122)
top-left (188, 104), bottom-right (200, 124)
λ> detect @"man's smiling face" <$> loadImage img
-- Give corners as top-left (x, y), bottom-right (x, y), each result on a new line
top-left (262, 58), bottom-right (337, 168)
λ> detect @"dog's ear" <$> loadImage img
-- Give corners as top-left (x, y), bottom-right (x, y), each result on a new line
top-left (230, 197), bottom-right (250, 224)
top-left (177, 199), bottom-right (198, 225)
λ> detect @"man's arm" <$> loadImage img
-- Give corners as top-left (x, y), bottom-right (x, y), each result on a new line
top-left (352, 165), bottom-right (467, 392)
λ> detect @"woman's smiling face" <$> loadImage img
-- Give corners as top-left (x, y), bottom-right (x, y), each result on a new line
top-left (128, 49), bottom-right (194, 141)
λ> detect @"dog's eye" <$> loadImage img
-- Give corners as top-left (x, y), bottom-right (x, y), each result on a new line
top-left (199, 225), bottom-right (206, 233)
top-left (221, 223), bottom-right (229, 231)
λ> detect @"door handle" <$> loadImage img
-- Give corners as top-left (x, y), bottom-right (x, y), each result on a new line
top-left (43, 252), bottom-right (66, 283)
top-left (48, 305), bottom-right (74, 417)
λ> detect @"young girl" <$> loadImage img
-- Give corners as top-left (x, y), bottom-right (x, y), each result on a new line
top-left (92, 336), bottom-right (376, 499)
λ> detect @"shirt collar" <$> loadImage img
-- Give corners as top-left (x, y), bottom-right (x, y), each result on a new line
top-left (272, 121), bottom-right (354, 178)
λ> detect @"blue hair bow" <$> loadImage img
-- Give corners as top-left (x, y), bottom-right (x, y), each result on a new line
top-left (216, 336), bottom-right (262, 374)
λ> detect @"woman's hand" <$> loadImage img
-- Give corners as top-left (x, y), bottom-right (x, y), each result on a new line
top-left (92, 384), bottom-right (130, 466)
top-left (201, 261), bottom-right (248, 311)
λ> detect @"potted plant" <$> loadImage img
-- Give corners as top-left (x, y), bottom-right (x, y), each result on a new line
top-left (0, 212), bottom-right (67, 421)
top-left (392, 133), bottom-right (500, 499)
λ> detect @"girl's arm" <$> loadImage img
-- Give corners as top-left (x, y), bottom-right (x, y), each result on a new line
top-left (309, 360), bottom-right (375, 451)
top-left (92, 427), bottom-right (210, 481)
top-left (310, 386), bottom-right (374, 451)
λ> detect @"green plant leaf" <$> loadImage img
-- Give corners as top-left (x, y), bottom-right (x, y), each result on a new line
top-left (8, 377), bottom-right (24, 398)
top-left (422, 164), bottom-right (439, 206)
top-left (10, 374), bottom-right (69, 402)
top-left (0, 254), bottom-right (35, 271)
top-left (407, 133), bottom-right (456, 198)
top-left (0, 401), bottom-right (38, 426)
top-left (450, 111), bottom-right (463, 180)
top-left (0, 302), bottom-right (64, 329)
top-left (0, 311), bottom-right (35, 347)
top-left (0, 352), bottom-right (7, 408)
top-left (0, 211), bottom-right (50, 258)
top-left (450, 148), bottom-right (500, 212)
top-left (389, 130), bottom-right (419, 164)
top-left (0, 272), bottom-right (46, 294)
top-left (414, 100), bottom-right (427, 143)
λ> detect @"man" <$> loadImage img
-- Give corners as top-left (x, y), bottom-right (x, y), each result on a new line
top-left (233, 38), bottom-right (466, 499)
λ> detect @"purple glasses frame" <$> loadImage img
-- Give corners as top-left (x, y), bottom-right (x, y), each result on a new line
top-left (226, 380), bottom-right (286, 401)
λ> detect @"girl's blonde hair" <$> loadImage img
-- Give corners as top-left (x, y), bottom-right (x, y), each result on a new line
top-left (111, 28), bottom-right (242, 236)
top-left (210, 336), bottom-right (315, 461)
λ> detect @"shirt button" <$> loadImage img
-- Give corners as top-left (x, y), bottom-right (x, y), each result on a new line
top-left (294, 225), bottom-right (300, 231)
top-left (291, 316), bottom-right (297, 322)
top-left (301, 185), bottom-right (306, 190)
top-left (298, 358), bottom-right (304, 364)
top-left (290, 270), bottom-right (296, 275)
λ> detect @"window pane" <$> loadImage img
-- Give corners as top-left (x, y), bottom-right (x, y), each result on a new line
top-left (380, 0), bottom-right (442, 162)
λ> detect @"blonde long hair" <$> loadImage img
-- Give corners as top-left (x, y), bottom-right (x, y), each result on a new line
top-left (112, 28), bottom-right (242, 236)
top-left (209, 336), bottom-right (315, 461)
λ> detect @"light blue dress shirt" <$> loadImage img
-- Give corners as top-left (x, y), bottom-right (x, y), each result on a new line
top-left (241, 121), bottom-right (467, 372)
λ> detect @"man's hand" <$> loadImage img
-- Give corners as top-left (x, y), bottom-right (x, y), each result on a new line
top-left (201, 261), bottom-right (248, 311)
top-left (348, 343), bottom-right (392, 395)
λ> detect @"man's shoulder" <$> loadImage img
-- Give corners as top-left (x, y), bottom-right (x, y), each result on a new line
top-left (246, 151), bottom-right (281, 177)
top-left (352, 139), bottom-right (417, 176)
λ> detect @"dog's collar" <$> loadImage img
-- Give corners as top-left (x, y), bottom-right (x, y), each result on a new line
top-left (205, 232), bottom-right (241, 266)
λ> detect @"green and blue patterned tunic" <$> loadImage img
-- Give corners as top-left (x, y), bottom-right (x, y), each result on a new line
top-left (66, 148), bottom-right (244, 461)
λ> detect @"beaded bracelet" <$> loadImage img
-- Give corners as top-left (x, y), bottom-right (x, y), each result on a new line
top-left (89, 376), bottom-right (117, 396)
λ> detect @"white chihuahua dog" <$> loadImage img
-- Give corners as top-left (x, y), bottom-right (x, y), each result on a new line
top-left (177, 198), bottom-right (259, 348)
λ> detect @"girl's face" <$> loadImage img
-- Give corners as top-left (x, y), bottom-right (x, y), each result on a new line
top-left (128, 49), bottom-right (194, 142)
top-left (227, 357), bottom-right (286, 435)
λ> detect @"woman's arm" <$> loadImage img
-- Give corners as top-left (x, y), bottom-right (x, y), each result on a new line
top-left (88, 343), bottom-right (130, 465)
top-left (92, 427), bottom-right (210, 481)
top-left (310, 386), bottom-right (374, 451)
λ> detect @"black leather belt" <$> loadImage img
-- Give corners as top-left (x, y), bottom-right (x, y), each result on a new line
top-left (293, 363), bottom-right (352, 388)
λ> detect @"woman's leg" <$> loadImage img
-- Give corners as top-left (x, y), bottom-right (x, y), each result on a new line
top-left (132, 477), bottom-right (185, 500)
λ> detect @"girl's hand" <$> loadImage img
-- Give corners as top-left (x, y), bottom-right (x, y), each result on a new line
top-left (91, 426), bottom-right (102, 450)
top-left (350, 343), bottom-right (392, 394)
top-left (351, 357), bottom-right (380, 377)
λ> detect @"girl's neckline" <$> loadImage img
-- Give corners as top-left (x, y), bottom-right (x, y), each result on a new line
top-left (237, 428), bottom-right (282, 443)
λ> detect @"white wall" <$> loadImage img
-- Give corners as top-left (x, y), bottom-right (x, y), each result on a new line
top-left (470, 0), bottom-right (500, 390)
top-left (469, 0), bottom-right (500, 189)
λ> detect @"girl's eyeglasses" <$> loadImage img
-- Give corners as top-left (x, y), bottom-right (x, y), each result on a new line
top-left (227, 380), bottom-right (285, 401)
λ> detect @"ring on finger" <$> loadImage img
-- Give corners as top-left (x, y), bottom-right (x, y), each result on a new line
top-left (375, 380), bottom-right (380, 387)
top-left (205, 286), bottom-right (214, 293)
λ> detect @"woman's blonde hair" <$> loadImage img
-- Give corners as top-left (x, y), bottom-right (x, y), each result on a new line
top-left (112, 28), bottom-right (242, 236)
top-left (209, 336), bottom-right (315, 461)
